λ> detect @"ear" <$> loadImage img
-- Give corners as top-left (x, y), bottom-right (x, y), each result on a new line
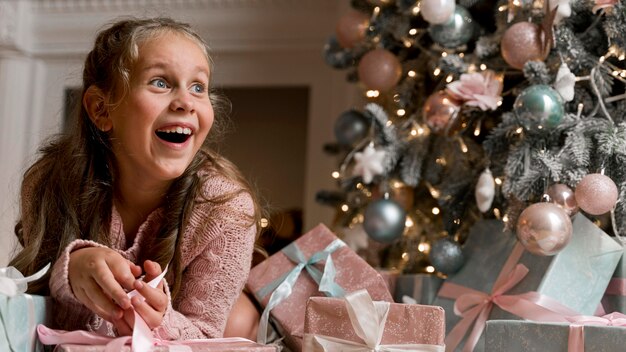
top-left (83, 85), bottom-right (112, 132)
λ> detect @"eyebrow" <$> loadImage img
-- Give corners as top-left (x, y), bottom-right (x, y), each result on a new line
top-left (140, 62), bottom-right (210, 80)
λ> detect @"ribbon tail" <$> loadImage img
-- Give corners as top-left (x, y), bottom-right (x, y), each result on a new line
top-left (105, 337), bottom-right (132, 352)
top-left (462, 304), bottom-right (492, 352)
top-left (130, 310), bottom-right (153, 352)
top-left (444, 305), bottom-right (484, 352)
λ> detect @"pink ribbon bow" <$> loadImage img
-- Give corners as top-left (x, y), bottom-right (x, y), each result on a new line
top-left (567, 312), bottom-right (626, 352)
top-left (439, 244), bottom-right (579, 352)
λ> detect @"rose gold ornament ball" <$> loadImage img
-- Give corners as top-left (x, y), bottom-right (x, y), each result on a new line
top-left (422, 90), bottom-right (462, 135)
top-left (501, 22), bottom-right (548, 70)
top-left (357, 48), bottom-right (403, 92)
top-left (574, 173), bottom-right (618, 215)
top-left (335, 11), bottom-right (370, 48)
top-left (516, 202), bottom-right (573, 256)
top-left (546, 183), bottom-right (578, 216)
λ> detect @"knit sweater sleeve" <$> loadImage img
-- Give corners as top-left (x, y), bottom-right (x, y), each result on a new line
top-left (154, 176), bottom-right (256, 340)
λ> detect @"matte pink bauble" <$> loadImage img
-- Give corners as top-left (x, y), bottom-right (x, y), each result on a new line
top-left (501, 22), bottom-right (548, 70)
top-left (336, 11), bottom-right (370, 48)
top-left (357, 48), bottom-right (402, 92)
top-left (422, 90), bottom-right (462, 135)
top-left (516, 203), bottom-right (572, 256)
top-left (575, 173), bottom-right (618, 215)
top-left (546, 183), bottom-right (578, 216)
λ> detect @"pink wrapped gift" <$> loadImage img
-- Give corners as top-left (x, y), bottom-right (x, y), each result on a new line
top-left (246, 224), bottom-right (393, 351)
top-left (303, 290), bottom-right (446, 351)
top-left (54, 339), bottom-right (278, 351)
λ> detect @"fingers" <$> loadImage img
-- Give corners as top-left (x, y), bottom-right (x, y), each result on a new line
top-left (112, 309), bottom-right (134, 336)
top-left (75, 283), bottom-right (122, 322)
top-left (131, 279), bottom-right (168, 329)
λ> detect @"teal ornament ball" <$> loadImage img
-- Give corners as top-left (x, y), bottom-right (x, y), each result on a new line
top-left (428, 6), bottom-right (474, 48)
top-left (363, 199), bottom-right (406, 244)
top-left (429, 237), bottom-right (464, 274)
top-left (334, 109), bottom-right (371, 146)
top-left (514, 85), bottom-right (564, 129)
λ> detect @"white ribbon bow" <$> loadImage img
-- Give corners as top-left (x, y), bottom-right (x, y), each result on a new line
top-left (0, 263), bottom-right (51, 296)
top-left (305, 290), bottom-right (445, 352)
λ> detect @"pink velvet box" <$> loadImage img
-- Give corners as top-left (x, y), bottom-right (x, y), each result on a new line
top-left (303, 296), bottom-right (445, 351)
top-left (55, 341), bottom-right (279, 351)
top-left (245, 224), bottom-right (393, 351)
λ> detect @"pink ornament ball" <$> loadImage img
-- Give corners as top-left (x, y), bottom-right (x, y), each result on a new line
top-left (501, 22), bottom-right (548, 70)
top-left (335, 11), bottom-right (370, 48)
top-left (574, 173), bottom-right (618, 215)
top-left (516, 202), bottom-right (573, 256)
top-left (546, 183), bottom-right (578, 216)
top-left (422, 90), bottom-right (462, 135)
top-left (357, 48), bottom-right (402, 92)
top-left (421, 0), bottom-right (456, 24)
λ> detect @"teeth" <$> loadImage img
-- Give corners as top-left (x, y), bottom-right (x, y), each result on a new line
top-left (157, 127), bottom-right (192, 135)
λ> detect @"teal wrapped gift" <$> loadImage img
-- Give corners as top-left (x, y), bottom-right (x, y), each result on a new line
top-left (432, 214), bottom-right (623, 352)
top-left (485, 316), bottom-right (626, 352)
top-left (0, 264), bottom-right (52, 352)
top-left (393, 273), bottom-right (443, 305)
top-left (602, 236), bottom-right (626, 313)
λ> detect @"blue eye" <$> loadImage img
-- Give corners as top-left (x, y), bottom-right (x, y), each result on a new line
top-left (150, 78), bottom-right (168, 89)
top-left (191, 83), bottom-right (206, 94)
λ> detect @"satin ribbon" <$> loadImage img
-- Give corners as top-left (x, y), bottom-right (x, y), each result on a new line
top-left (304, 290), bottom-right (445, 352)
top-left (255, 239), bottom-right (346, 344)
top-left (39, 268), bottom-right (167, 352)
top-left (439, 243), bottom-right (579, 352)
top-left (0, 263), bottom-right (51, 296)
top-left (567, 312), bottom-right (626, 352)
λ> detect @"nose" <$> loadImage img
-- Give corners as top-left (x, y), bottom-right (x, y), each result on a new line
top-left (169, 89), bottom-right (195, 113)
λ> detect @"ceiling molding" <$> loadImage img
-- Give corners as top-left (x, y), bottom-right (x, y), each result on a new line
top-left (32, 0), bottom-right (334, 13)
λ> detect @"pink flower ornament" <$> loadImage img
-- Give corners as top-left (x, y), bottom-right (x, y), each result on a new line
top-left (446, 70), bottom-right (503, 111)
top-left (592, 0), bottom-right (618, 13)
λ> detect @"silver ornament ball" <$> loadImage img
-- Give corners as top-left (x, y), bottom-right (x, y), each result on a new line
top-left (363, 199), bottom-right (406, 244)
top-left (514, 85), bottom-right (564, 129)
top-left (429, 237), bottom-right (465, 275)
top-left (428, 6), bottom-right (475, 48)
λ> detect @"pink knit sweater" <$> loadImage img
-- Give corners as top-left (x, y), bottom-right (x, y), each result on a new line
top-left (43, 165), bottom-right (256, 340)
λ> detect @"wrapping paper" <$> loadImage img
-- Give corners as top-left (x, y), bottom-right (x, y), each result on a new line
top-left (485, 319), bottom-right (626, 352)
top-left (601, 236), bottom-right (626, 313)
top-left (394, 274), bottom-right (443, 305)
top-left (432, 214), bottom-right (623, 351)
top-left (303, 291), bottom-right (445, 351)
top-left (246, 224), bottom-right (393, 351)
top-left (54, 339), bottom-right (279, 351)
top-left (0, 294), bottom-right (52, 352)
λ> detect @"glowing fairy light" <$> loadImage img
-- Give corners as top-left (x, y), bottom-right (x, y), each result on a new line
top-left (409, 28), bottom-right (418, 35)
top-left (408, 70), bottom-right (416, 77)
top-left (433, 68), bottom-right (441, 76)
top-left (426, 266), bottom-right (435, 273)
top-left (480, 64), bottom-right (487, 70)
top-left (397, 109), bottom-right (406, 116)
top-left (331, 171), bottom-right (340, 179)
top-left (495, 177), bottom-right (502, 185)
top-left (341, 204), bottom-right (349, 212)
top-left (432, 207), bottom-right (440, 215)
top-left (366, 90), bottom-right (380, 98)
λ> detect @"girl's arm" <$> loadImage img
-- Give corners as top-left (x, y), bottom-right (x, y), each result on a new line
top-left (154, 187), bottom-right (256, 340)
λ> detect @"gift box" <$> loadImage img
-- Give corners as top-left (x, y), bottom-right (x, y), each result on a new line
top-left (432, 214), bottom-right (623, 351)
top-left (303, 290), bottom-right (445, 351)
top-left (0, 294), bottom-right (52, 352)
top-left (602, 236), bottom-right (626, 313)
top-left (246, 224), bottom-right (393, 351)
top-left (485, 318), bottom-right (626, 352)
top-left (394, 273), bottom-right (443, 305)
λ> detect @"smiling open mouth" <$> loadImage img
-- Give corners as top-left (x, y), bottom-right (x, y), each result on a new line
top-left (156, 127), bottom-right (192, 144)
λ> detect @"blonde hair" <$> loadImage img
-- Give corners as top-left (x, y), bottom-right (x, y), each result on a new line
top-left (11, 17), bottom-right (264, 299)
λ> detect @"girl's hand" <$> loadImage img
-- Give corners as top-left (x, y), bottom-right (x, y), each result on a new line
top-left (112, 260), bottom-right (168, 335)
top-left (68, 247), bottom-right (142, 322)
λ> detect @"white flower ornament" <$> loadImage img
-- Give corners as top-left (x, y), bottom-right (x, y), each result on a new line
top-left (555, 63), bottom-right (576, 102)
top-left (352, 144), bottom-right (386, 184)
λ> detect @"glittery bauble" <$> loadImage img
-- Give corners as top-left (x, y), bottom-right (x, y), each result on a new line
top-left (547, 183), bottom-right (578, 216)
top-left (363, 199), bottom-right (406, 244)
top-left (514, 85), bottom-right (564, 129)
top-left (575, 174), bottom-right (618, 215)
top-left (357, 49), bottom-right (402, 92)
top-left (429, 237), bottom-right (465, 275)
top-left (335, 11), bottom-right (370, 48)
top-left (501, 22), bottom-right (548, 70)
top-left (423, 90), bottom-right (462, 135)
top-left (516, 203), bottom-right (573, 256)
top-left (428, 6), bottom-right (475, 48)
top-left (334, 109), bottom-right (370, 146)
top-left (421, 0), bottom-right (456, 24)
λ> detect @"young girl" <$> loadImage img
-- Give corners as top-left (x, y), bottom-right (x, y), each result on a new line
top-left (9, 17), bottom-right (262, 340)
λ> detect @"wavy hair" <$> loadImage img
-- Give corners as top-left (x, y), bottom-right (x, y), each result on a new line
top-left (10, 17), bottom-right (264, 299)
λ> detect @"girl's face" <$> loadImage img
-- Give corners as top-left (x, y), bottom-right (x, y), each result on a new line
top-left (107, 32), bottom-right (213, 186)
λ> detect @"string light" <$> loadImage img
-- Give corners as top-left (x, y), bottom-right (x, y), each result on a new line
top-left (386, 120), bottom-right (393, 127)
top-left (408, 70), bottom-right (416, 77)
top-left (435, 157), bottom-right (447, 166)
top-left (412, 4), bottom-right (420, 15)
top-left (458, 138), bottom-right (469, 153)
top-left (516, 127), bottom-right (524, 134)
top-left (409, 28), bottom-right (418, 36)
top-left (341, 204), bottom-right (349, 212)
top-left (433, 68), bottom-right (441, 76)
top-left (441, 52), bottom-right (448, 57)
top-left (366, 90), bottom-right (380, 98)
top-left (331, 171), bottom-right (340, 179)
top-left (495, 177), bottom-right (502, 185)
top-left (493, 208), bottom-right (501, 218)
top-left (410, 129), bottom-right (418, 136)
top-left (480, 64), bottom-right (487, 70)
top-left (426, 266), bottom-right (435, 273)
top-left (402, 252), bottom-right (409, 260)
top-left (432, 207), bottom-right (440, 215)
top-left (405, 217), bottom-right (414, 227)
top-left (498, 5), bottom-right (508, 11)
top-left (446, 75), bottom-right (454, 83)
top-left (502, 214), bottom-right (509, 223)
top-left (397, 109), bottom-right (406, 116)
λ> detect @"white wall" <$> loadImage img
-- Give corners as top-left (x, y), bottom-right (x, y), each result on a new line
top-left (0, 0), bottom-right (356, 266)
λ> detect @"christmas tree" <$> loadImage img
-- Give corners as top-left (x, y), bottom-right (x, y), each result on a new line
top-left (318, 0), bottom-right (626, 276)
